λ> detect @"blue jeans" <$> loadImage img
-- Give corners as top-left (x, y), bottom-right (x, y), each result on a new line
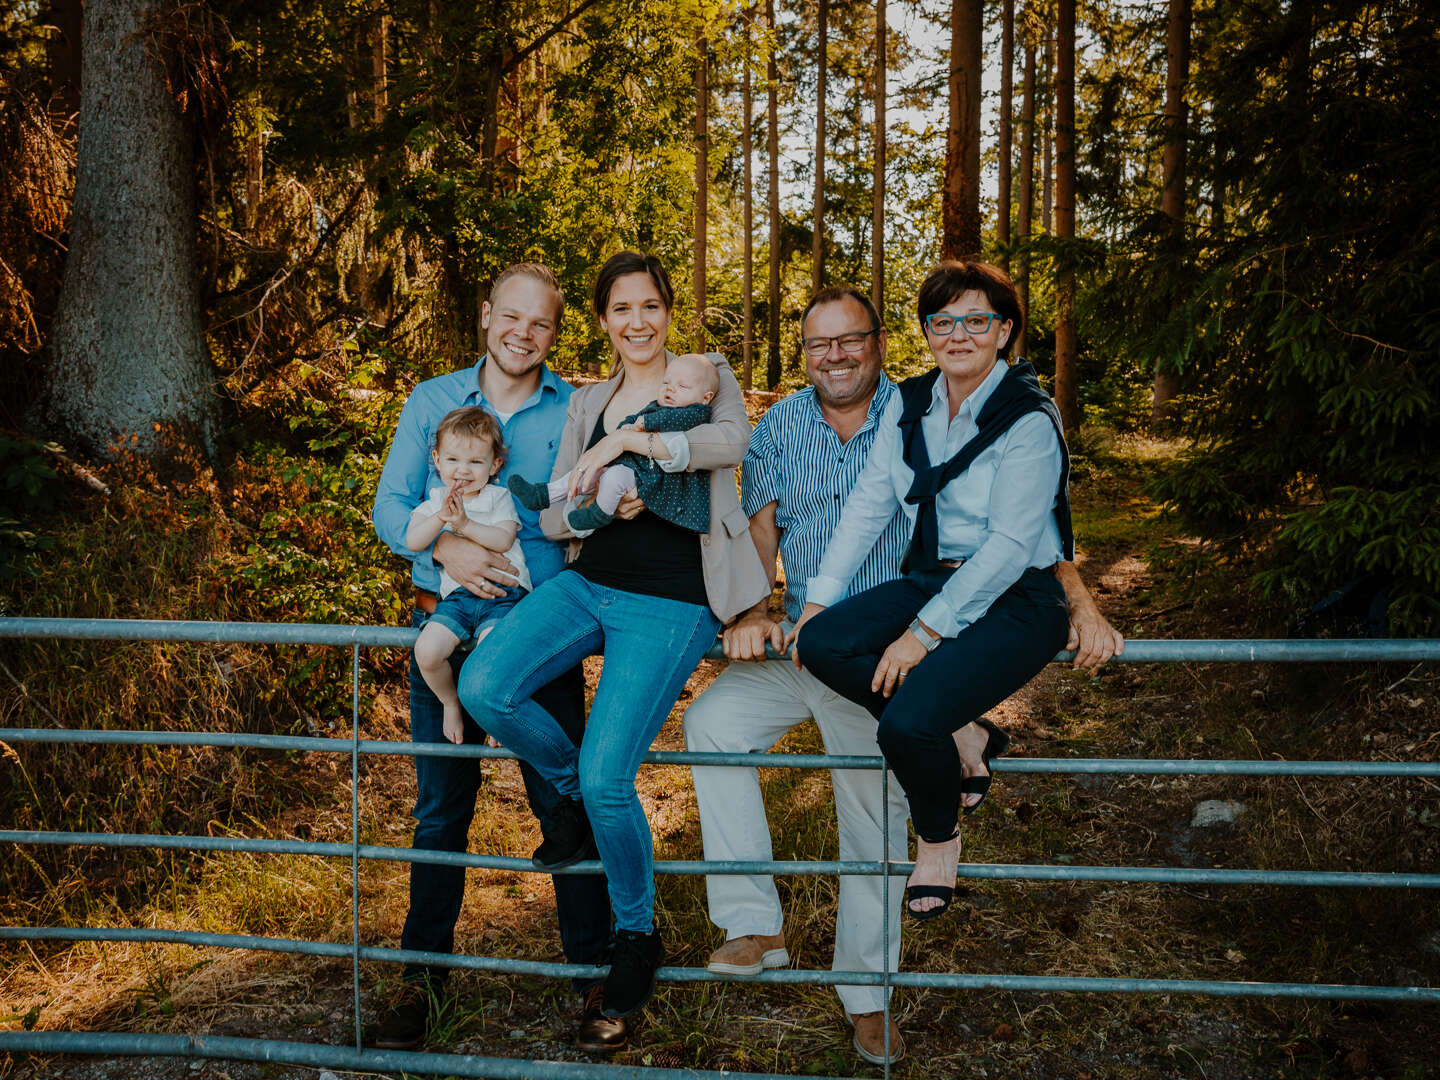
top-left (427, 584), bottom-right (524, 642)
top-left (401, 606), bottom-right (612, 990)
top-left (459, 571), bottom-right (721, 933)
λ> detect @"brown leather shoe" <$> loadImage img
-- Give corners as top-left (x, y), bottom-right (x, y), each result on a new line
top-left (847, 1010), bottom-right (905, 1065)
top-left (705, 933), bottom-right (789, 976)
top-left (576, 985), bottom-right (628, 1052)
top-left (369, 982), bottom-right (432, 1050)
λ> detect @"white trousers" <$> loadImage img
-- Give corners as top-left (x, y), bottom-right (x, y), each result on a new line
top-left (683, 656), bottom-right (910, 1015)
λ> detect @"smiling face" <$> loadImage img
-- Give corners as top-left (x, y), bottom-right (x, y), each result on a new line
top-left (658, 353), bottom-right (719, 407)
top-left (598, 272), bottom-right (672, 367)
top-left (801, 295), bottom-right (885, 410)
top-left (924, 288), bottom-right (1013, 400)
top-left (481, 273), bottom-right (562, 379)
top-left (432, 431), bottom-right (501, 496)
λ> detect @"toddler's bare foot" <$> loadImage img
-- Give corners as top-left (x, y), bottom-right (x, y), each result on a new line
top-left (442, 702), bottom-right (464, 745)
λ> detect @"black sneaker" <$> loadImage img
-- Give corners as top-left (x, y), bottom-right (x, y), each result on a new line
top-left (370, 983), bottom-right (431, 1050)
top-left (601, 928), bottom-right (663, 1018)
top-left (532, 797), bottom-right (596, 870)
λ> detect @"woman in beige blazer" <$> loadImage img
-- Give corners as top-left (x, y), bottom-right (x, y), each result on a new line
top-left (462, 251), bottom-right (768, 1021)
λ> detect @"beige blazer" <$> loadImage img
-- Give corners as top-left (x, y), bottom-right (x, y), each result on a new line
top-left (540, 351), bottom-right (769, 624)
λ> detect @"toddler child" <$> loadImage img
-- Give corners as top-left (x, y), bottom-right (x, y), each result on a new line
top-left (508, 352), bottom-right (719, 533)
top-left (406, 406), bottom-right (532, 744)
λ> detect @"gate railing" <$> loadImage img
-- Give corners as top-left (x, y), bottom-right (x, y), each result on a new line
top-left (2, 617), bottom-right (1438, 1080)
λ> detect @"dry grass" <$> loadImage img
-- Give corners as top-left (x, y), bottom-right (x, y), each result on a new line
top-left (4, 437), bottom-right (1440, 1079)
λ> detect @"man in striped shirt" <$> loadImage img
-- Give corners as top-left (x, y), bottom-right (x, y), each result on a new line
top-left (683, 286), bottom-right (1122, 1066)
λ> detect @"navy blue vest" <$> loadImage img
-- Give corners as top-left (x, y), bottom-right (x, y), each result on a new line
top-left (896, 362), bottom-right (1074, 574)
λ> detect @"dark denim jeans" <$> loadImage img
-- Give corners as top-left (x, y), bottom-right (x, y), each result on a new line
top-left (401, 607), bottom-right (612, 990)
top-left (798, 566), bottom-right (1069, 840)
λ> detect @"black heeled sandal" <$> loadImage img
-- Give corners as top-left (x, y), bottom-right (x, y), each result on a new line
top-left (904, 829), bottom-right (960, 923)
top-left (959, 718), bottom-right (1010, 816)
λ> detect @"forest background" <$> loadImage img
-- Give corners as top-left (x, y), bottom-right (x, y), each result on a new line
top-left (1, 0), bottom-right (1439, 1075)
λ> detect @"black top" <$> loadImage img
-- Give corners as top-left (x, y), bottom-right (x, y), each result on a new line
top-left (570, 414), bottom-right (708, 607)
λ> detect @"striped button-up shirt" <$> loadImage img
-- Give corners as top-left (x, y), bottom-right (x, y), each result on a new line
top-left (741, 377), bottom-right (910, 622)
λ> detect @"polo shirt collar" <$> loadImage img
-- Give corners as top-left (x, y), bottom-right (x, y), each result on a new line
top-left (468, 355), bottom-right (563, 407)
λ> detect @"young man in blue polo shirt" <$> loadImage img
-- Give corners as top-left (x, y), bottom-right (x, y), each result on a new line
top-left (683, 286), bottom-right (1123, 1066)
top-left (370, 264), bottom-right (629, 1052)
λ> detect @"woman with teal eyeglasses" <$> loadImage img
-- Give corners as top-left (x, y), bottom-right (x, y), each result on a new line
top-left (788, 259), bottom-right (1073, 924)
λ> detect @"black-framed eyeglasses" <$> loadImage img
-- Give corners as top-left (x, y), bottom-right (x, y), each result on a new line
top-left (801, 327), bottom-right (881, 359)
top-left (925, 312), bottom-right (1004, 337)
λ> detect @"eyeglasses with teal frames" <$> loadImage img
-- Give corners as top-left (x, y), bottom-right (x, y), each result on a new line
top-left (924, 311), bottom-right (1005, 337)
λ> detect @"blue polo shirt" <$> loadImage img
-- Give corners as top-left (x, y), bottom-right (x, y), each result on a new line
top-left (372, 358), bottom-right (574, 592)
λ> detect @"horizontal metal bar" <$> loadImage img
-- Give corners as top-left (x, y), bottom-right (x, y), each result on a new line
top-left (4, 729), bottom-right (1436, 777)
top-left (4, 617), bottom-right (1439, 662)
top-left (0, 617), bottom-right (418, 648)
top-left (4, 929), bottom-right (1436, 1003)
top-left (5, 831), bottom-right (1439, 888)
top-left (0, 1031), bottom-right (844, 1080)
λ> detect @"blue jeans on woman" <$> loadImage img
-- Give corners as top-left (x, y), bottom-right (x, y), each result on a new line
top-left (459, 570), bottom-right (721, 933)
top-left (401, 607), bottom-right (611, 990)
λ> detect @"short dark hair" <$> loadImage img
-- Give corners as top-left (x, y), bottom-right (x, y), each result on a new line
top-left (800, 286), bottom-right (881, 336)
top-left (592, 251), bottom-right (675, 318)
top-left (434, 406), bottom-right (506, 465)
top-left (916, 261), bottom-right (1024, 357)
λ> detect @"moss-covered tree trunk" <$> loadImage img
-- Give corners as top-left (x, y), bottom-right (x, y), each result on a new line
top-left (44, 0), bottom-right (221, 459)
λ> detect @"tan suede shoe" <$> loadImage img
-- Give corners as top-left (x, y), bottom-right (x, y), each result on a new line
top-left (705, 932), bottom-right (789, 975)
top-left (847, 1010), bottom-right (905, 1065)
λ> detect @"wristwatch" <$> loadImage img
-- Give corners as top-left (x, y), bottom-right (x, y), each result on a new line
top-left (908, 618), bottom-right (943, 653)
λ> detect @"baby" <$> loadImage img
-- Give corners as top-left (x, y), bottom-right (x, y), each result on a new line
top-left (508, 352), bottom-right (719, 533)
top-left (406, 406), bottom-right (532, 744)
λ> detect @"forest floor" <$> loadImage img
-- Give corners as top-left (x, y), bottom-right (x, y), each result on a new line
top-left (3, 433), bottom-right (1440, 1080)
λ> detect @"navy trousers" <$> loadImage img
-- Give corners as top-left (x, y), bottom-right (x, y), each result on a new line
top-left (401, 608), bottom-right (612, 990)
top-left (798, 567), bottom-right (1068, 841)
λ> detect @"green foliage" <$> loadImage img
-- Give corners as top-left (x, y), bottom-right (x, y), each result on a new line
top-left (1086, 0), bottom-right (1440, 631)
top-left (0, 433), bottom-right (62, 581)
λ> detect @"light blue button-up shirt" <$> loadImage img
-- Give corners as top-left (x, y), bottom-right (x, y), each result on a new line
top-left (808, 359), bottom-right (1064, 637)
top-left (372, 357), bottom-right (574, 593)
top-left (742, 377), bottom-right (911, 622)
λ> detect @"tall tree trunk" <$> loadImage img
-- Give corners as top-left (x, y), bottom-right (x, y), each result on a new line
top-left (46, 0), bottom-right (83, 118)
top-left (370, 13), bottom-right (388, 124)
top-left (45, 0), bottom-right (222, 458)
top-left (942, 0), bottom-right (983, 260)
top-left (1151, 0), bottom-right (1191, 422)
top-left (243, 49), bottom-right (263, 235)
top-left (742, 8), bottom-right (754, 388)
top-left (694, 32), bottom-right (708, 351)
top-left (871, 0), bottom-right (886, 314)
top-left (1016, 34), bottom-right (1036, 358)
top-left (1052, 0), bottom-right (1079, 434)
top-left (766, 0), bottom-right (781, 390)
top-left (812, 0), bottom-right (828, 292)
top-left (1041, 28), bottom-right (1053, 235)
top-left (997, 0), bottom-right (1014, 270)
